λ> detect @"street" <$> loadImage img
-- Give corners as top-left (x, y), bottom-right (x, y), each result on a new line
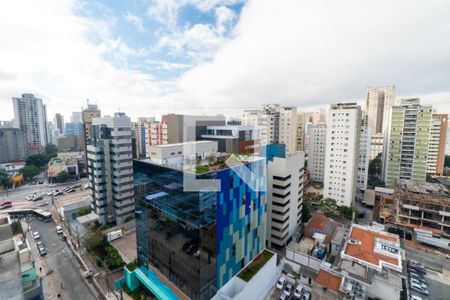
top-left (26, 218), bottom-right (97, 300)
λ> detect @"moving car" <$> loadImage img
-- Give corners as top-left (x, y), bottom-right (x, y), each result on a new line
top-left (56, 225), bottom-right (63, 234)
top-left (276, 276), bottom-right (286, 290)
top-left (284, 282), bottom-right (293, 296)
top-left (0, 201), bottom-right (12, 209)
top-left (293, 285), bottom-right (304, 299)
top-left (53, 191), bottom-right (63, 196)
top-left (33, 232), bottom-right (40, 240)
top-left (38, 201), bottom-right (49, 207)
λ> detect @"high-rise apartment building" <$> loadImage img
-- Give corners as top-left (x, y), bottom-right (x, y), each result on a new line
top-left (307, 123), bottom-right (327, 183)
top-left (0, 128), bottom-right (27, 163)
top-left (324, 103), bottom-right (362, 206)
top-left (54, 113), bottom-right (64, 134)
top-left (365, 86), bottom-right (396, 160)
top-left (87, 113), bottom-right (134, 225)
top-left (242, 104), bottom-right (298, 154)
top-left (134, 154), bottom-right (266, 299)
top-left (132, 117), bottom-right (155, 159)
top-left (357, 115), bottom-right (371, 191)
top-left (383, 99), bottom-right (432, 186)
top-left (70, 111), bottom-right (82, 123)
top-left (164, 114), bottom-right (226, 144)
top-left (264, 144), bottom-right (305, 247)
top-left (144, 121), bottom-right (168, 156)
top-left (12, 93), bottom-right (48, 147)
top-left (296, 112), bottom-right (305, 151)
top-left (427, 114), bottom-right (448, 176)
top-left (82, 103), bottom-right (101, 168)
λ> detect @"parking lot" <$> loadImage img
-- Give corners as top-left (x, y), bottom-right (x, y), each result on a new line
top-left (28, 218), bottom-right (96, 300)
top-left (265, 275), bottom-right (311, 300)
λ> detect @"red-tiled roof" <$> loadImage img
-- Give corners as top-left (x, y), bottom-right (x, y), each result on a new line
top-left (344, 226), bottom-right (400, 267)
top-left (315, 269), bottom-right (342, 292)
top-left (304, 214), bottom-right (339, 243)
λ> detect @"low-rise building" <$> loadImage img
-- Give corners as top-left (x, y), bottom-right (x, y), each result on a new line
top-left (47, 157), bottom-right (79, 179)
top-left (201, 125), bottom-right (260, 154)
top-left (0, 127), bottom-right (27, 163)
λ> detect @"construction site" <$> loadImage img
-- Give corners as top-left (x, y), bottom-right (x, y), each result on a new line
top-left (378, 179), bottom-right (450, 243)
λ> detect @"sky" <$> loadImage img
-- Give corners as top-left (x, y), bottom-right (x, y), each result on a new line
top-left (0, 0), bottom-right (449, 122)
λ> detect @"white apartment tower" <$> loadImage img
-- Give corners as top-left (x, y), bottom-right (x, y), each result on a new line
top-left (296, 112), bottom-right (305, 151)
top-left (365, 86), bottom-right (396, 160)
top-left (87, 113), bottom-right (134, 225)
top-left (357, 115), bottom-right (371, 191)
top-left (242, 104), bottom-right (298, 154)
top-left (307, 123), bottom-right (327, 183)
top-left (132, 117), bottom-right (156, 159)
top-left (266, 147), bottom-right (305, 247)
top-left (12, 93), bottom-right (48, 147)
top-left (324, 103), bottom-right (362, 207)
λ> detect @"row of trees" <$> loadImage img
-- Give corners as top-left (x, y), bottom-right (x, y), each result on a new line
top-left (20, 144), bottom-right (59, 180)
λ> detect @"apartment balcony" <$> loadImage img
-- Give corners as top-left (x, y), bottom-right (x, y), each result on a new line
top-left (113, 177), bottom-right (133, 185)
top-left (115, 191), bottom-right (134, 200)
top-left (115, 206), bottom-right (134, 215)
top-left (272, 203), bottom-right (290, 214)
top-left (115, 198), bottom-right (135, 207)
top-left (111, 131), bottom-right (131, 137)
top-left (271, 227), bottom-right (289, 238)
top-left (271, 211), bottom-right (290, 222)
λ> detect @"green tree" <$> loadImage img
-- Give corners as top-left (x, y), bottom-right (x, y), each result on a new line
top-left (445, 155), bottom-right (450, 168)
top-left (83, 228), bottom-right (104, 249)
top-left (20, 165), bottom-right (39, 179)
top-left (77, 207), bottom-right (92, 217)
top-left (302, 203), bottom-right (310, 222)
top-left (0, 168), bottom-right (9, 187)
top-left (45, 144), bottom-right (58, 158)
top-left (54, 171), bottom-right (74, 183)
top-left (26, 154), bottom-right (50, 168)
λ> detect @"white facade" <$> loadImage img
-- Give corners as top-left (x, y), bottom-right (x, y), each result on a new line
top-left (242, 104), bottom-right (298, 154)
top-left (87, 113), bottom-right (134, 225)
top-left (148, 141), bottom-right (218, 169)
top-left (324, 103), bottom-right (361, 207)
top-left (307, 123), bottom-right (326, 183)
top-left (369, 134), bottom-right (383, 160)
top-left (12, 93), bottom-right (48, 147)
top-left (296, 112), bottom-right (305, 151)
top-left (266, 151), bottom-right (305, 247)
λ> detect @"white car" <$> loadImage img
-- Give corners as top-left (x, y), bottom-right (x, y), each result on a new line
top-left (301, 291), bottom-right (311, 300)
top-left (33, 232), bottom-right (40, 240)
top-left (276, 276), bottom-right (286, 290)
top-left (284, 282), bottom-right (293, 296)
top-left (410, 295), bottom-right (422, 300)
top-left (56, 226), bottom-right (63, 234)
top-left (293, 285), bottom-right (304, 298)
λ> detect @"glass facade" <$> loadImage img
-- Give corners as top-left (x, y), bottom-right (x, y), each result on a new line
top-left (134, 158), bottom-right (267, 300)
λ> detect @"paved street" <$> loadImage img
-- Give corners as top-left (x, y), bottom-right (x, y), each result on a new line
top-left (27, 218), bottom-right (96, 300)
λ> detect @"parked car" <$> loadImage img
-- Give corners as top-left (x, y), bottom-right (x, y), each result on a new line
top-left (284, 282), bottom-right (293, 296)
top-left (38, 246), bottom-right (47, 256)
top-left (0, 201), bottom-right (12, 209)
top-left (410, 295), bottom-right (423, 300)
top-left (53, 191), bottom-right (63, 196)
top-left (33, 232), bottom-right (40, 240)
top-left (409, 278), bottom-right (427, 289)
top-left (293, 285), bottom-right (304, 298)
top-left (38, 201), bottom-right (49, 207)
top-left (408, 264), bottom-right (426, 275)
top-left (56, 226), bottom-right (63, 234)
top-left (301, 291), bottom-right (311, 300)
top-left (276, 276), bottom-right (286, 290)
top-left (409, 273), bottom-right (426, 284)
top-left (32, 195), bottom-right (43, 201)
top-left (66, 189), bottom-right (75, 193)
top-left (409, 282), bottom-right (429, 296)
top-left (278, 293), bottom-right (288, 300)
top-left (36, 240), bottom-right (44, 248)
top-left (26, 196), bottom-right (33, 201)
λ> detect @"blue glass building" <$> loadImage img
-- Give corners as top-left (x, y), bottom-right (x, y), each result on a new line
top-left (134, 157), bottom-right (267, 300)
top-left (65, 122), bottom-right (83, 138)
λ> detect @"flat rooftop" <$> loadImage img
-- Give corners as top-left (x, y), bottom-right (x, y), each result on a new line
top-left (342, 224), bottom-right (402, 271)
top-left (153, 140), bottom-right (217, 148)
top-left (287, 237), bottom-right (315, 254)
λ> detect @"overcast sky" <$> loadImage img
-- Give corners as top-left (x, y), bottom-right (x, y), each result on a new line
top-left (0, 0), bottom-right (449, 121)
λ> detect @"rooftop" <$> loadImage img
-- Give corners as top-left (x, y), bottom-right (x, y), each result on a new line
top-left (287, 237), bottom-right (315, 254)
top-left (304, 214), bottom-right (340, 243)
top-left (153, 140), bottom-right (217, 148)
top-left (314, 269), bottom-right (343, 292)
top-left (342, 224), bottom-right (402, 272)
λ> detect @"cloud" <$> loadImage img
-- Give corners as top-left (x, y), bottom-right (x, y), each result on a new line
top-left (179, 0), bottom-right (450, 114)
top-left (124, 11), bottom-right (144, 32)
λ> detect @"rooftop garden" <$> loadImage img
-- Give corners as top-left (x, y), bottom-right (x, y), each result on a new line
top-left (237, 250), bottom-right (274, 282)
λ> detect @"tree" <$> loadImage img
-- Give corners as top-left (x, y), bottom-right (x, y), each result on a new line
top-left (20, 165), bottom-right (39, 179)
top-left (0, 168), bottom-right (8, 187)
top-left (54, 171), bottom-right (74, 183)
top-left (302, 203), bottom-right (310, 223)
top-left (45, 144), bottom-right (58, 158)
top-left (368, 153), bottom-right (382, 177)
top-left (445, 155), bottom-right (450, 168)
top-left (77, 207), bottom-right (92, 217)
top-left (83, 228), bottom-right (104, 249)
top-left (26, 154), bottom-right (50, 168)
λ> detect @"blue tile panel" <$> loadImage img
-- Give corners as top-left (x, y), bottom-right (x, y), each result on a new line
top-left (216, 159), bottom-right (267, 288)
top-left (260, 144), bottom-right (286, 163)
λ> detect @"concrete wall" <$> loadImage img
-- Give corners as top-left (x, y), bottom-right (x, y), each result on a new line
top-left (286, 248), bottom-right (322, 271)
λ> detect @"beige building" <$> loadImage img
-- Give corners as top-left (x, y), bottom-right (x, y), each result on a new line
top-left (427, 114), bottom-right (448, 176)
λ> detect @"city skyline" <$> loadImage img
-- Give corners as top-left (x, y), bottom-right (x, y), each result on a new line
top-left (1, 0), bottom-right (450, 120)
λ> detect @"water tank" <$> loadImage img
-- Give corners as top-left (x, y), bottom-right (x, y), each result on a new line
top-left (316, 249), bottom-right (325, 259)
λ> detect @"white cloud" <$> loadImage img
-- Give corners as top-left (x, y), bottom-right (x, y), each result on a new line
top-left (178, 0), bottom-right (450, 114)
top-left (124, 11), bottom-right (144, 32)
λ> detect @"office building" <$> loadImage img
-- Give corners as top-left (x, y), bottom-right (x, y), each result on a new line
top-left (164, 114), bottom-right (226, 144)
top-left (0, 214), bottom-right (43, 299)
top-left (383, 99), bottom-right (432, 186)
top-left (201, 125), bottom-right (260, 154)
top-left (12, 93), bottom-right (48, 147)
top-left (87, 113), bottom-right (134, 225)
top-left (131, 117), bottom-right (155, 159)
top-left (427, 114), bottom-right (448, 176)
top-left (242, 104), bottom-right (298, 154)
top-left (57, 134), bottom-right (83, 151)
top-left (296, 112), bottom-right (305, 151)
top-left (307, 123), bottom-right (326, 183)
top-left (48, 122), bottom-right (61, 146)
top-left (65, 122), bottom-right (83, 139)
top-left (134, 153), bottom-right (267, 300)
top-left (0, 128), bottom-right (27, 163)
top-left (323, 103), bottom-right (362, 206)
top-left (70, 111), bottom-right (82, 123)
top-left (264, 144), bottom-right (305, 247)
top-left (54, 113), bottom-right (64, 134)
